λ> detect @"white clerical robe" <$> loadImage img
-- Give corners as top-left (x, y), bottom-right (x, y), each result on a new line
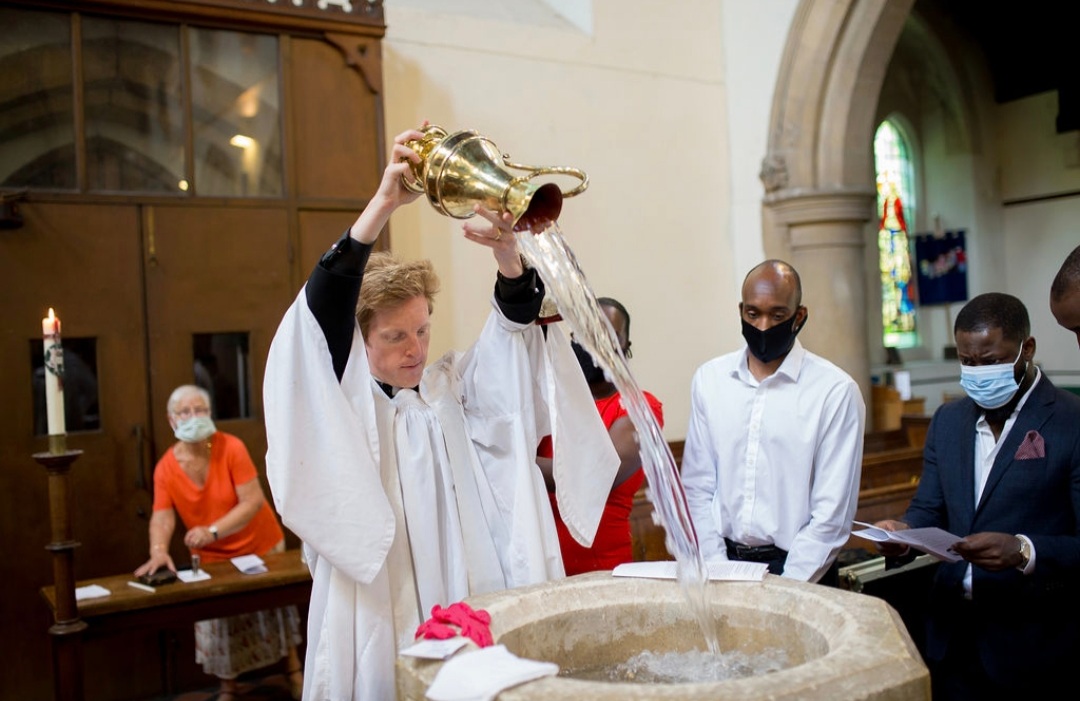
top-left (264, 289), bottom-right (618, 701)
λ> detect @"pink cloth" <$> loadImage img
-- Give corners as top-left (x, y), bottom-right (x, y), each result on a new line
top-left (415, 602), bottom-right (494, 648)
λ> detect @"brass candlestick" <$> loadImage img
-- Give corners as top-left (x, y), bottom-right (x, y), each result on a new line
top-left (34, 444), bottom-right (86, 701)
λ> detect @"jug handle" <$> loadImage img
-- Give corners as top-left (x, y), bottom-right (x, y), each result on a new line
top-left (503, 159), bottom-right (589, 198)
top-left (401, 167), bottom-right (426, 194)
top-left (400, 124), bottom-right (449, 194)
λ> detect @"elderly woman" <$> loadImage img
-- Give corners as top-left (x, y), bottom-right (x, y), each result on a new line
top-left (135, 384), bottom-right (303, 700)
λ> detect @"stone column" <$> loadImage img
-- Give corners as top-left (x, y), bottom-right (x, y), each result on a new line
top-left (765, 191), bottom-right (875, 410)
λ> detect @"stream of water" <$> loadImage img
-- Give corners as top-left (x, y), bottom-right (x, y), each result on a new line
top-left (516, 221), bottom-right (721, 654)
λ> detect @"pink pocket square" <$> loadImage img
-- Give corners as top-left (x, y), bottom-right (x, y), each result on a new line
top-left (1014, 430), bottom-right (1045, 460)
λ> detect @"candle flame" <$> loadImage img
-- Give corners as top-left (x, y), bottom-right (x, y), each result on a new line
top-left (47, 307), bottom-right (55, 321)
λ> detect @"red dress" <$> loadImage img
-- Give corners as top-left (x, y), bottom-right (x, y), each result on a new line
top-left (539, 391), bottom-right (664, 575)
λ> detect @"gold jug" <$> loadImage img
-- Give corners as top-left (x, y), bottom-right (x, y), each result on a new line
top-left (402, 125), bottom-right (588, 230)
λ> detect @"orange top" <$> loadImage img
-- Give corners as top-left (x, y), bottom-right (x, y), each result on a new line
top-left (152, 431), bottom-right (284, 563)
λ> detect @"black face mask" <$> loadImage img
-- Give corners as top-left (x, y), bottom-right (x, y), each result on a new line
top-left (741, 310), bottom-right (806, 364)
top-left (571, 340), bottom-right (607, 385)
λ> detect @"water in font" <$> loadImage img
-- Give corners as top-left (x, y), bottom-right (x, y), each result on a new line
top-left (563, 648), bottom-right (790, 683)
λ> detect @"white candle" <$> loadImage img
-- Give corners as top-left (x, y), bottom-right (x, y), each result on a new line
top-left (42, 308), bottom-right (66, 435)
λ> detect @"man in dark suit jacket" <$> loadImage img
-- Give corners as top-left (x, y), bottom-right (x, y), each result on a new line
top-left (875, 292), bottom-right (1080, 700)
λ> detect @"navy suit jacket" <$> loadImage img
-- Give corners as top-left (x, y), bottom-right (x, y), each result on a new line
top-left (904, 374), bottom-right (1080, 682)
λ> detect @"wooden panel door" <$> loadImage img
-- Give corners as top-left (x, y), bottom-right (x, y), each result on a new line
top-left (290, 34), bottom-right (384, 200)
top-left (0, 201), bottom-right (156, 699)
top-left (143, 204), bottom-right (294, 493)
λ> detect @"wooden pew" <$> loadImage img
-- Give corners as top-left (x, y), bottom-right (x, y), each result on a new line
top-left (855, 446), bottom-right (924, 521)
top-left (629, 440), bottom-right (681, 562)
top-left (863, 414), bottom-right (930, 453)
top-left (848, 418), bottom-right (929, 553)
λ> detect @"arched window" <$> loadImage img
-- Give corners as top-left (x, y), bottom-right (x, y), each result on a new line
top-left (874, 119), bottom-right (918, 349)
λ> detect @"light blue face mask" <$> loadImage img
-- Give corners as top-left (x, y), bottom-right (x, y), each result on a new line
top-left (959, 343), bottom-right (1026, 410)
top-left (174, 415), bottom-right (216, 443)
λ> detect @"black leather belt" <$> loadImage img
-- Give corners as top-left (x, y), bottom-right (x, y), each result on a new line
top-left (725, 538), bottom-right (787, 560)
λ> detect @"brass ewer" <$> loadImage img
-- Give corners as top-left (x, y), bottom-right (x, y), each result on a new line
top-left (402, 125), bottom-right (588, 230)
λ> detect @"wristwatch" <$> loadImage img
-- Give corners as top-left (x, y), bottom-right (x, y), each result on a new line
top-left (1016, 535), bottom-right (1031, 570)
top-left (209, 524), bottom-right (219, 541)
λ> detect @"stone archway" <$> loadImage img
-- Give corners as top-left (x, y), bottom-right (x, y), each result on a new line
top-left (761, 0), bottom-right (914, 406)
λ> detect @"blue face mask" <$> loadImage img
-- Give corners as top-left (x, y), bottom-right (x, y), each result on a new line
top-left (959, 344), bottom-right (1026, 410)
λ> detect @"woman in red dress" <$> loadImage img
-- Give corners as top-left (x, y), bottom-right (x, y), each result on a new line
top-left (537, 298), bottom-right (664, 574)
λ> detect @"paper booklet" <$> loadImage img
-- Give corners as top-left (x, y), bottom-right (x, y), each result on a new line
top-left (850, 521), bottom-right (964, 562)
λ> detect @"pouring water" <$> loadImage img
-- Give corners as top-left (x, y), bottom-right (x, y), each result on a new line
top-left (517, 221), bottom-right (721, 654)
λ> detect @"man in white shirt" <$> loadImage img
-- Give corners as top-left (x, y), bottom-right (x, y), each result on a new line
top-left (681, 259), bottom-right (865, 585)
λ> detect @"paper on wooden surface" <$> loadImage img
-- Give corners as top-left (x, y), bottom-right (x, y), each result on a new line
top-left (230, 554), bottom-right (268, 574)
top-left (75, 584), bottom-right (111, 600)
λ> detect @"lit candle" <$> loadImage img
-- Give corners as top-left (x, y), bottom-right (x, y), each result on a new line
top-left (42, 308), bottom-right (66, 436)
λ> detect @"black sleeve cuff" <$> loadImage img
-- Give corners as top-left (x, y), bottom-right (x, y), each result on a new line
top-left (494, 268), bottom-right (545, 325)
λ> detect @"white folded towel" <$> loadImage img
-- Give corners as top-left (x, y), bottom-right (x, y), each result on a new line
top-left (426, 644), bottom-right (558, 701)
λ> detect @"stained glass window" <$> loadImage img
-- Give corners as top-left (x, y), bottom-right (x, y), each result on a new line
top-left (874, 120), bottom-right (918, 349)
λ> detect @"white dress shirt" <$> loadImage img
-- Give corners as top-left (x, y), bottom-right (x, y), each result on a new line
top-left (682, 340), bottom-right (866, 582)
top-left (964, 368), bottom-right (1041, 595)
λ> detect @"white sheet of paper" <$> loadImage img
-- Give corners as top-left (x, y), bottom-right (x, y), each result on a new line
top-left (894, 371), bottom-right (912, 400)
top-left (612, 560), bottom-right (768, 582)
top-left (75, 584), bottom-right (111, 601)
top-left (851, 521), bottom-right (963, 562)
top-left (177, 569), bottom-right (212, 583)
top-left (230, 554), bottom-right (267, 574)
top-left (399, 637), bottom-right (468, 660)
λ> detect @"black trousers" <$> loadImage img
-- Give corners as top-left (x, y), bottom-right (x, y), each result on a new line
top-left (928, 599), bottom-right (1062, 700)
top-left (724, 538), bottom-right (840, 587)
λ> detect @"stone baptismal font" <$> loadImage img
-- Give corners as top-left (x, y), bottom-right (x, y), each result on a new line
top-left (397, 571), bottom-right (929, 700)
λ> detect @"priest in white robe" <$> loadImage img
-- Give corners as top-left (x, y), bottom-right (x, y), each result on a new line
top-left (264, 127), bottom-right (619, 700)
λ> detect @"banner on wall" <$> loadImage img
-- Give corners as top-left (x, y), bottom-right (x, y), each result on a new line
top-left (914, 230), bottom-right (968, 306)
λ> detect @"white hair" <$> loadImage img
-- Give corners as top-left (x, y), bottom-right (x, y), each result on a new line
top-left (167, 384), bottom-right (212, 415)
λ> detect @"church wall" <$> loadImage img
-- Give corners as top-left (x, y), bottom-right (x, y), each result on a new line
top-left (720, 0), bottom-right (800, 299)
top-left (378, 0), bottom-right (784, 439)
top-left (999, 91), bottom-right (1080, 380)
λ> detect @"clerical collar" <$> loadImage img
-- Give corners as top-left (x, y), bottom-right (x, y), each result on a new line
top-left (375, 380), bottom-right (419, 398)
